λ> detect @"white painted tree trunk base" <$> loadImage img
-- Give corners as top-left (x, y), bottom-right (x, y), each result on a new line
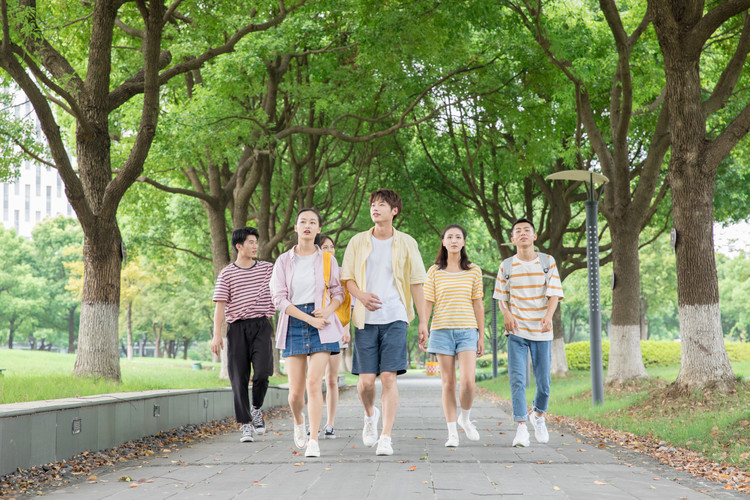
top-left (606, 324), bottom-right (648, 384)
top-left (551, 337), bottom-right (568, 376)
top-left (73, 303), bottom-right (121, 380)
top-left (675, 304), bottom-right (735, 392)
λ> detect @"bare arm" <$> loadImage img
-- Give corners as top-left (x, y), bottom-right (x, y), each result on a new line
top-left (410, 283), bottom-right (429, 349)
top-left (540, 296), bottom-right (560, 333)
top-left (419, 299), bottom-right (434, 352)
top-left (473, 297), bottom-right (485, 356)
top-left (210, 301), bottom-right (226, 356)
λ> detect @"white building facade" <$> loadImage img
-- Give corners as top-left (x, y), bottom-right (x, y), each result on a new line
top-left (1, 94), bottom-right (74, 238)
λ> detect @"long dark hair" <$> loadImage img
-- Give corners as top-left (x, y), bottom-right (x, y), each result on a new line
top-left (434, 224), bottom-right (472, 270)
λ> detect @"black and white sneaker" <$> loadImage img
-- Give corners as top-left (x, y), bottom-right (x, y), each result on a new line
top-left (324, 425), bottom-right (336, 439)
top-left (251, 406), bottom-right (265, 435)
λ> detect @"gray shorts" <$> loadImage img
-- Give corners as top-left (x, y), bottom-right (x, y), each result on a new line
top-left (351, 321), bottom-right (408, 376)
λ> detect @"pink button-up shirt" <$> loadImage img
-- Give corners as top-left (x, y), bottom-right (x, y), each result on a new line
top-left (270, 246), bottom-right (346, 349)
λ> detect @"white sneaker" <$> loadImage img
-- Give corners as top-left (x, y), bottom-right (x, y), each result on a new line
top-left (362, 407), bottom-right (380, 447)
top-left (529, 411), bottom-right (549, 443)
top-left (240, 423), bottom-right (254, 443)
top-left (512, 424), bottom-right (530, 447)
top-left (457, 412), bottom-right (480, 441)
top-left (444, 433), bottom-right (459, 447)
top-left (376, 434), bottom-right (393, 456)
top-left (293, 415), bottom-right (308, 449)
top-left (305, 439), bottom-right (320, 458)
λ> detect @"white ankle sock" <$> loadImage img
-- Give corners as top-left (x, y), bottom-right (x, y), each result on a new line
top-left (447, 421), bottom-right (457, 434)
top-left (461, 408), bottom-right (471, 420)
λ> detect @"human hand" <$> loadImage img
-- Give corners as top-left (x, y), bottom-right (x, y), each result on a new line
top-left (477, 339), bottom-right (485, 357)
top-left (343, 332), bottom-right (351, 344)
top-left (308, 316), bottom-right (330, 330)
top-left (418, 322), bottom-right (429, 352)
top-left (358, 292), bottom-right (383, 311)
top-left (540, 315), bottom-right (553, 332)
top-left (503, 314), bottom-right (518, 336)
top-left (210, 335), bottom-right (223, 356)
top-left (312, 307), bottom-right (334, 320)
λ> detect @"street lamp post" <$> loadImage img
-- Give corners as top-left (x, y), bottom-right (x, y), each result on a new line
top-left (546, 170), bottom-right (609, 406)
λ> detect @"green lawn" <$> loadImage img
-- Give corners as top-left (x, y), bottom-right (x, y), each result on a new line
top-left (479, 361), bottom-right (750, 470)
top-left (0, 350), bottom-right (287, 404)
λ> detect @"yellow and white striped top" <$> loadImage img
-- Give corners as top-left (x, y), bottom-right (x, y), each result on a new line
top-left (492, 254), bottom-right (564, 342)
top-left (425, 264), bottom-right (483, 331)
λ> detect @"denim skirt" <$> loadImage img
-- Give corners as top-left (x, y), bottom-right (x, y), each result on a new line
top-left (282, 303), bottom-right (341, 357)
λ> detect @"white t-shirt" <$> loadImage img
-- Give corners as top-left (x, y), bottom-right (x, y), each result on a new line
top-left (290, 252), bottom-right (316, 305)
top-left (365, 236), bottom-right (408, 324)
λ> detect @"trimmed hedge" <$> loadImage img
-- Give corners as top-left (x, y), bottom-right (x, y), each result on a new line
top-left (564, 340), bottom-right (750, 370)
top-left (477, 353), bottom-right (507, 368)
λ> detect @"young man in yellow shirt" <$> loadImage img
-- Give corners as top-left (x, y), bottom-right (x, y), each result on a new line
top-left (341, 189), bottom-right (428, 456)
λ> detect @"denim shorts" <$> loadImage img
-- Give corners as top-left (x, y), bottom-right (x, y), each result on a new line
top-left (351, 321), bottom-right (408, 375)
top-left (282, 303), bottom-right (340, 358)
top-left (427, 328), bottom-right (479, 356)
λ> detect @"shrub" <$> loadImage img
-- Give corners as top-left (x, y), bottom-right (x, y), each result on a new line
top-left (726, 342), bottom-right (750, 362)
top-left (640, 340), bottom-right (681, 367)
top-left (565, 340), bottom-right (610, 370)
top-left (477, 353), bottom-right (507, 368)
top-left (563, 339), bottom-right (750, 370)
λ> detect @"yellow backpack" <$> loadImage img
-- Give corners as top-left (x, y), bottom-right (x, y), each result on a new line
top-left (322, 251), bottom-right (351, 327)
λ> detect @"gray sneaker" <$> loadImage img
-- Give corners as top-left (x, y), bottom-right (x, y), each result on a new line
top-left (251, 406), bottom-right (265, 435)
top-left (324, 425), bottom-right (336, 439)
top-left (240, 423), bottom-right (254, 443)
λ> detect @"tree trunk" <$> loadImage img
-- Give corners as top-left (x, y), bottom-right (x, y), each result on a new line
top-left (606, 226), bottom-right (648, 383)
top-left (73, 225), bottom-right (122, 380)
top-left (671, 170), bottom-right (734, 391)
top-left (551, 307), bottom-right (568, 376)
top-left (67, 306), bottom-right (77, 354)
top-left (640, 296), bottom-right (649, 341)
top-left (7, 324), bottom-right (13, 349)
top-left (126, 301), bottom-right (134, 360)
top-left (183, 338), bottom-right (189, 360)
top-left (649, 1), bottom-right (739, 393)
top-left (154, 323), bottom-right (162, 358)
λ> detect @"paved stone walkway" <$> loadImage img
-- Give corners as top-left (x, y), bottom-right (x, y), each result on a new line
top-left (35, 374), bottom-right (747, 499)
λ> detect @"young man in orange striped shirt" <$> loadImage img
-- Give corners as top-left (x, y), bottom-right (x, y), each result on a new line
top-left (493, 218), bottom-right (563, 448)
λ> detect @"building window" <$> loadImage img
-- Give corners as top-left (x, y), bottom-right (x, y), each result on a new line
top-left (46, 186), bottom-right (52, 216)
top-left (35, 210), bottom-right (41, 223)
top-left (14, 181), bottom-right (20, 195)
top-left (57, 176), bottom-right (63, 198)
top-left (36, 165), bottom-right (41, 196)
top-left (14, 210), bottom-right (19, 232)
top-left (25, 184), bottom-right (30, 221)
top-left (3, 183), bottom-right (8, 221)
top-left (67, 203), bottom-right (72, 216)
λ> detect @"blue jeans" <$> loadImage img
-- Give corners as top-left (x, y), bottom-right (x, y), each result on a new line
top-left (507, 334), bottom-right (551, 422)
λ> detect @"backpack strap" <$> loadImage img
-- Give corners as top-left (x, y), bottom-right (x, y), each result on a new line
top-left (322, 252), bottom-right (332, 308)
top-left (537, 252), bottom-right (551, 289)
top-left (323, 251), bottom-right (332, 287)
top-left (501, 256), bottom-right (515, 281)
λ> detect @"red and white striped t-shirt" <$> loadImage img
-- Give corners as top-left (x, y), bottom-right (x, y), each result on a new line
top-left (213, 261), bottom-right (274, 323)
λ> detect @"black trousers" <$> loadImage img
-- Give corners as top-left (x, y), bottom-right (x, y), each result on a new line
top-left (227, 317), bottom-right (274, 424)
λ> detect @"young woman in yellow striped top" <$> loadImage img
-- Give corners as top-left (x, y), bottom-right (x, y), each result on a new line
top-left (421, 225), bottom-right (485, 447)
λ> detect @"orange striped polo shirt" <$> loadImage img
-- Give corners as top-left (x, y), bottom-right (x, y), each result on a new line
top-left (492, 254), bottom-right (563, 341)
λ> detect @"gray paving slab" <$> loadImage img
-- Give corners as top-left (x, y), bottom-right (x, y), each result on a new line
top-left (27, 373), bottom-right (749, 499)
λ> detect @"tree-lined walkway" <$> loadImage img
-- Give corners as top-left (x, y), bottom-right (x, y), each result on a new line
top-left (37, 374), bottom-right (744, 499)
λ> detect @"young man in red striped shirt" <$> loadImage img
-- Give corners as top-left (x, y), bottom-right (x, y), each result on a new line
top-left (493, 218), bottom-right (564, 448)
top-left (211, 227), bottom-right (275, 443)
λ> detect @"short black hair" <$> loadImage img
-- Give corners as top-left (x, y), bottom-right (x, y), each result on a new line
top-left (369, 188), bottom-right (403, 220)
top-left (511, 218), bottom-right (535, 233)
top-left (231, 226), bottom-right (259, 250)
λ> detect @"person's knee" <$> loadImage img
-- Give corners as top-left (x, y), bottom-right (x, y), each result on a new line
top-left (380, 372), bottom-right (397, 390)
top-left (326, 377), bottom-right (338, 391)
top-left (442, 377), bottom-right (456, 393)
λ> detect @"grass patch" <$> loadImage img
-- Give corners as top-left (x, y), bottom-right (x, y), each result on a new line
top-left (479, 360), bottom-right (750, 470)
top-left (0, 350), bottom-right (289, 404)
